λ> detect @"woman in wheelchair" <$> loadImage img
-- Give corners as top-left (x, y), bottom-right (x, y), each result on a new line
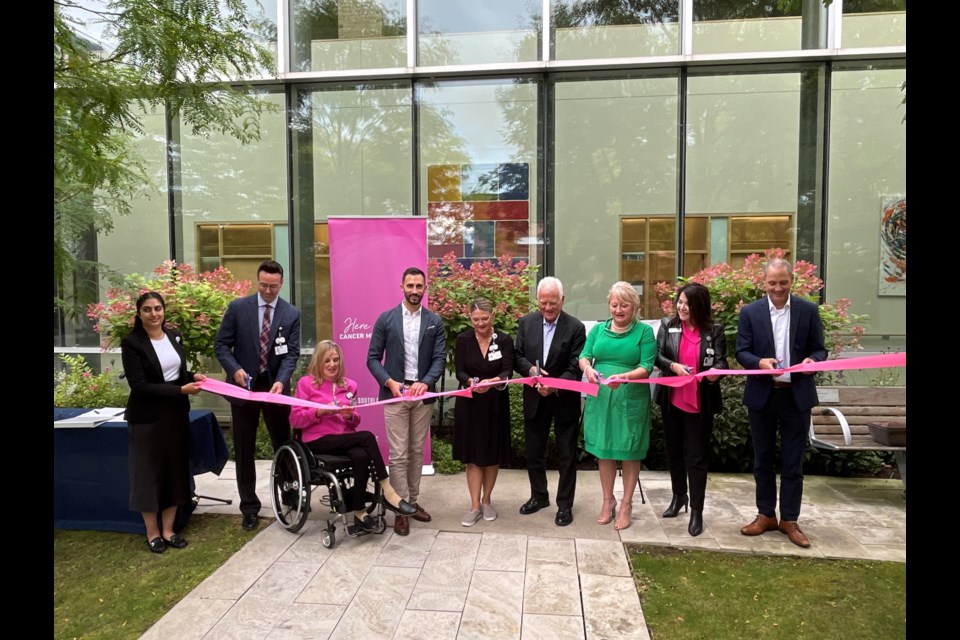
top-left (290, 341), bottom-right (417, 531)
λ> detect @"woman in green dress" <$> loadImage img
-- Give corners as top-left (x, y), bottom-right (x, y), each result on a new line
top-left (579, 281), bottom-right (657, 530)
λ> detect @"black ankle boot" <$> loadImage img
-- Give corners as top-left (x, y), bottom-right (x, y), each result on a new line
top-left (662, 494), bottom-right (689, 518)
top-left (688, 509), bottom-right (703, 537)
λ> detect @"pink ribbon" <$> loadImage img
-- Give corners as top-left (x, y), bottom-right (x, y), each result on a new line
top-left (198, 352), bottom-right (905, 409)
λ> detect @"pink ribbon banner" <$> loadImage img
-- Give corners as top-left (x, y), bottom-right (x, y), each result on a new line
top-left (199, 352), bottom-right (904, 408)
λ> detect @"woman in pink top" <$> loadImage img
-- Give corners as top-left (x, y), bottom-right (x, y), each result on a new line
top-left (654, 283), bottom-right (728, 537)
top-left (290, 341), bottom-right (416, 530)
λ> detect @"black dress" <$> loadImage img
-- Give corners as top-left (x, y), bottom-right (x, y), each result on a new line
top-left (452, 329), bottom-right (515, 466)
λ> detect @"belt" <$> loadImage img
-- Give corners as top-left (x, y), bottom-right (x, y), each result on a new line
top-left (403, 379), bottom-right (417, 385)
top-left (772, 380), bottom-right (792, 389)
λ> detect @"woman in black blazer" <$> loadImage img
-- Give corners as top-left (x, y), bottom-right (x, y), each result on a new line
top-left (121, 291), bottom-right (206, 553)
top-left (654, 282), bottom-right (728, 537)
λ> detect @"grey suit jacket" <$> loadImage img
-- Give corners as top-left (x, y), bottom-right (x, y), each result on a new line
top-left (214, 294), bottom-right (301, 394)
top-left (366, 304), bottom-right (447, 403)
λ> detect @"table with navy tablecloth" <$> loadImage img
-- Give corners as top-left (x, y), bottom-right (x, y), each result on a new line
top-left (53, 409), bottom-right (230, 534)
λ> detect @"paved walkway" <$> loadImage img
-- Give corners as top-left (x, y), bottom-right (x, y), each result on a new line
top-left (141, 465), bottom-right (906, 639)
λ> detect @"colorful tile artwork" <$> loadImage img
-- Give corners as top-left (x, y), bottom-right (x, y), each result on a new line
top-left (427, 163), bottom-right (530, 261)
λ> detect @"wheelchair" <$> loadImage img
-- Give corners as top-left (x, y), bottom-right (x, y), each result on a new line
top-left (270, 433), bottom-right (388, 548)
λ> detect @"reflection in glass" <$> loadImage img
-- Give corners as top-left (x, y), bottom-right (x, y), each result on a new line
top-left (418, 80), bottom-right (539, 269)
top-left (244, 0), bottom-right (278, 62)
top-left (553, 76), bottom-right (678, 321)
top-left (827, 65), bottom-right (905, 349)
top-left (692, 0), bottom-right (800, 54)
top-left (418, 0), bottom-right (541, 66)
top-left (552, 0), bottom-right (680, 60)
top-left (842, 0), bottom-right (906, 48)
top-left (291, 0), bottom-right (406, 71)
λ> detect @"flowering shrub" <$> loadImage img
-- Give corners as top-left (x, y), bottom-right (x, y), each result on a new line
top-left (54, 354), bottom-right (129, 408)
top-left (427, 253), bottom-right (538, 373)
top-left (86, 260), bottom-right (250, 371)
top-left (653, 248), bottom-right (867, 356)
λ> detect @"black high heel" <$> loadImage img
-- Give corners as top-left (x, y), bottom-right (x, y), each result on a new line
top-left (662, 494), bottom-right (689, 518)
top-left (688, 509), bottom-right (703, 537)
top-left (383, 497), bottom-right (418, 516)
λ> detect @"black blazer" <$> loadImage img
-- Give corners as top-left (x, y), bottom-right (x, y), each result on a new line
top-left (121, 326), bottom-right (195, 423)
top-left (735, 295), bottom-right (828, 413)
top-left (513, 310), bottom-right (586, 420)
top-left (654, 318), bottom-right (728, 417)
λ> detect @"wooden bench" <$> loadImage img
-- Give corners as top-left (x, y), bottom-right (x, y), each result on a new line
top-left (808, 386), bottom-right (906, 496)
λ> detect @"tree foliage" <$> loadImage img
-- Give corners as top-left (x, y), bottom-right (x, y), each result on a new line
top-left (54, 0), bottom-right (276, 312)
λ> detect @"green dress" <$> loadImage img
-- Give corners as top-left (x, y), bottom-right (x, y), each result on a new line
top-left (581, 319), bottom-right (657, 461)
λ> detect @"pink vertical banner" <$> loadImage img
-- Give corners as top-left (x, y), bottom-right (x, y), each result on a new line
top-left (328, 217), bottom-right (433, 472)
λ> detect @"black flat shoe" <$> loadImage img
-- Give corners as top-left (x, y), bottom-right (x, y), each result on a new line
top-left (519, 497), bottom-right (550, 515)
top-left (383, 498), bottom-right (418, 516)
top-left (163, 533), bottom-right (188, 549)
top-left (147, 537), bottom-right (166, 554)
top-left (353, 514), bottom-right (376, 532)
top-left (242, 514), bottom-right (258, 531)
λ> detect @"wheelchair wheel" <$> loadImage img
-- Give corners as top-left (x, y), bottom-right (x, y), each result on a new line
top-left (321, 527), bottom-right (335, 549)
top-left (271, 442), bottom-right (311, 533)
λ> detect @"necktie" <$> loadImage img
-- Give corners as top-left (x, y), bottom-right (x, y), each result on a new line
top-left (543, 322), bottom-right (555, 365)
top-left (259, 304), bottom-right (271, 372)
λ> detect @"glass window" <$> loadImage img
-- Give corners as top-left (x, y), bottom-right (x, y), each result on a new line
top-left (418, 79), bottom-right (539, 272)
top-left (552, 0), bottom-right (680, 60)
top-left (244, 0), bottom-right (279, 65)
top-left (827, 64), bottom-right (906, 355)
top-left (553, 76), bottom-right (679, 322)
top-left (686, 71), bottom-right (802, 271)
top-left (290, 0), bottom-right (406, 72)
top-left (841, 0), bottom-right (906, 48)
top-left (178, 90), bottom-right (289, 294)
top-left (196, 223), bottom-right (280, 291)
top-left (692, 0), bottom-right (801, 54)
top-left (418, 0), bottom-right (541, 66)
top-left (291, 82), bottom-right (413, 344)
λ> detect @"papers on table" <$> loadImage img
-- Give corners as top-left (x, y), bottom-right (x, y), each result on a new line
top-left (54, 408), bottom-right (126, 429)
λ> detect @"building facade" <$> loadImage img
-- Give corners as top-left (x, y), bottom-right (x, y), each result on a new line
top-left (55, 0), bottom-right (906, 365)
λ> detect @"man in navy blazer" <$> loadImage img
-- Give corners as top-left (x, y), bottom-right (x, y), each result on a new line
top-left (736, 258), bottom-right (827, 548)
top-left (367, 267), bottom-right (446, 536)
top-left (215, 260), bottom-right (301, 530)
top-left (513, 277), bottom-right (586, 527)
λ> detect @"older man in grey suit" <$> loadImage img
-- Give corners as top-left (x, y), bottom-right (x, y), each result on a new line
top-left (367, 267), bottom-right (447, 536)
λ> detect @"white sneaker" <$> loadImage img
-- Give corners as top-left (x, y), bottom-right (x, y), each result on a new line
top-left (482, 503), bottom-right (497, 521)
top-left (461, 509), bottom-right (482, 527)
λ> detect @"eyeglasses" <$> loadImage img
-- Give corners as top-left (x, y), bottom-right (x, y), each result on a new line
top-left (258, 283), bottom-right (281, 291)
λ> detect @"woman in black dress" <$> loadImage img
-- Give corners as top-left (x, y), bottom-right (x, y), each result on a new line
top-left (453, 298), bottom-right (514, 527)
top-left (121, 291), bottom-right (206, 553)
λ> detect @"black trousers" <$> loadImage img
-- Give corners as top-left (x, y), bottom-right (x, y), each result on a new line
top-left (304, 431), bottom-right (388, 509)
top-left (231, 375), bottom-right (291, 516)
top-left (524, 394), bottom-right (580, 509)
top-left (748, 388), bottom-right (810, 522)
top-left (662, 406), bottom-right (714, 511)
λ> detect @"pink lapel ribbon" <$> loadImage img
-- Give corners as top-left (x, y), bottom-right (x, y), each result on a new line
top-left (198, 352), bottom-right (904, 409)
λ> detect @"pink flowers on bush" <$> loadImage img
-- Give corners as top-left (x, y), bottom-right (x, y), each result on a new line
top-left (654, 248), bottom-right (866, 356)
top-left (86, 260), bottom-right (250, 371)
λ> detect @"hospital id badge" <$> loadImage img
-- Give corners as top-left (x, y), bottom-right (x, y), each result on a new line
top-left (488, 350), bottom-right (502, 361)
top-left (274, 344), bottom-right (288, 355)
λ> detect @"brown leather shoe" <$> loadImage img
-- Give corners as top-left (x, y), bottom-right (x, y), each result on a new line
top-left (411, 503), bottom-right (432, 523)
top-left (394, 515), bottom-right (409, 536)
top-left (740, 514), bottom-right (779, 536)
top-left (778, 520), bottom-right (811, 548)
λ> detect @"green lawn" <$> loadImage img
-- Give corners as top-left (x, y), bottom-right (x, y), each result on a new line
top-left (629, 545), bottom-right (907, 639)
top-left (54, 514), bottom-right (266, 640)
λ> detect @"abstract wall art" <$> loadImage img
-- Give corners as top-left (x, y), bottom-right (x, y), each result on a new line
top-left (878, 195), bottom-right (906, 296)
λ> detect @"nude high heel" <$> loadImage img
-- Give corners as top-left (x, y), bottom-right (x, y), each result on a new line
top-left (597, 499), bottom-right (617, 525)
top-left (614, 502), bottom-right (633, 530)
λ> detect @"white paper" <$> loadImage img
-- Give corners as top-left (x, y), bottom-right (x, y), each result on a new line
top-left (54, 407), bottom-right (126, 429)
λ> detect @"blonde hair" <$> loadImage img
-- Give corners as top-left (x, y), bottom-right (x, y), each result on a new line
top-left (608, 281), bottom-right (642, 320)
top-left (307, 340), bottom-right (346, 386)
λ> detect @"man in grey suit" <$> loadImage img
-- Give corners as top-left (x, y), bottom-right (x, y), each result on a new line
top-left (367, 267), bottom-right (447, 536)
top-left (514, 277), bottom-right (586, 526)
top-left (215, 260), bottom-right (301, 530)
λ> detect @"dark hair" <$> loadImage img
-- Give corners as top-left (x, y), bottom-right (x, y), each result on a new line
top-left (133, 291), bottom-right (165, 331)
top-left (674, 282), bottom-right (713, 330)
top-left (258, 260), bottom-right (284, 279)
top-left (402, 266), bottom-right (426, 282)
